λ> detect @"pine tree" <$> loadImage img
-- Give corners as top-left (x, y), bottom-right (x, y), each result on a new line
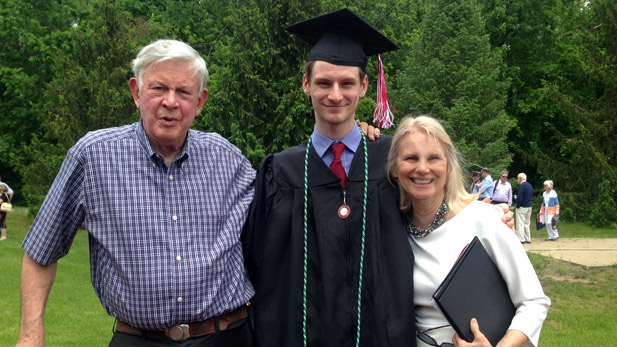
top-left (394, 0), bottom-right (512, 171)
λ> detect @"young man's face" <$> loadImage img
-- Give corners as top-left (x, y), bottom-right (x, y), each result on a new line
top-left (303, 61), bottom-right (368, 131)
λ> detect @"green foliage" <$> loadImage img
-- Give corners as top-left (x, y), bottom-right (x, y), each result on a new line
top-left (0, 0), bottom-right (615, 223)
top-left (394, 0), bottom-right (513, 171)
top-left (0, 0), bottom-right (90, 203)
top-left (15, 0), bottom-right (160, 212)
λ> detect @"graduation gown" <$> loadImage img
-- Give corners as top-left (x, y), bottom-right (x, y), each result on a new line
top-left (242, 136), bottom-right (416, 346)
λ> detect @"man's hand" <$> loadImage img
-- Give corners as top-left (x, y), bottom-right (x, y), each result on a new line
top-left (356, 120), bottom-right (381, 141)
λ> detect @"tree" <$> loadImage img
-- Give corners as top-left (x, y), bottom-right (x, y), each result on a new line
top-left (394, 0), bottom-right (512, 173)
top-left (531, 0), bottom-right (617, 225)
top-left (479, 0), bottom-right (571, 186)
top-left (0, 0), bottom-right (89, 203)
top-left (16, 0), bottom-right (156, 214)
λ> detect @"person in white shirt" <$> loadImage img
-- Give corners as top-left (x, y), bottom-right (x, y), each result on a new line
top-left (387, 115), bottom-right (550, 347)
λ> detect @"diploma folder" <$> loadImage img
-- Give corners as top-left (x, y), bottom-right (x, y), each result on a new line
top-left (432, 236), bottom-right (516, 345)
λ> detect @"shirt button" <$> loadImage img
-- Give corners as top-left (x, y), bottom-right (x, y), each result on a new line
top-left (176, 255), bottom-right (182, 261)
top-left (169, 175), bottom-right (174, 181)
top-left (172, 215), bottom-right (178, 221)
top-left (177, 297), bottom-right (183, 303)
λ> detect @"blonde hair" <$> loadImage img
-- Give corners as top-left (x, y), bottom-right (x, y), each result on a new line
top-left (387, 115), bottom-right (476, 212)
top-left (543, 180), bottom-right (554, 189)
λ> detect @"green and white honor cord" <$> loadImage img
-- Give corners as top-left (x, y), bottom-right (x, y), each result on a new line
top-left (302, 134), bottom-right (369, 347)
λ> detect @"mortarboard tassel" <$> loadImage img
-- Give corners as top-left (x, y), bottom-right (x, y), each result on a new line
top-left (372, 54), bottom-right (395, 129)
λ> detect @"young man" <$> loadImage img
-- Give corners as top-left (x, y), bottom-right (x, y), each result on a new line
top-left (242, 9), bottom-right (416, 346)
top-left (477, 167), bottom-right (494, 201)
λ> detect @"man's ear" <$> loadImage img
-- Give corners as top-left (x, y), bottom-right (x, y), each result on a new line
top-left (195, 89), bottom-right (209, 116)
top-left (129, 78), bottom-right (140, 108)
top-left (302, 75), bottom-right (311, 96)
top-left (360, 74), bottom-right (369, 98)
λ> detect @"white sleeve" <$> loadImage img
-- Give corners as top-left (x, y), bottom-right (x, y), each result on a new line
top-left (477, 209), bottom-right (551, 347)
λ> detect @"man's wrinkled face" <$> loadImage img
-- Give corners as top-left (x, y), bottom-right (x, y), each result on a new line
top-left (130, 59), bottom-right (208, 153)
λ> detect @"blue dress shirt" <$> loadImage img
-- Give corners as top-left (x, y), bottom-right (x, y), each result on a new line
top-left (22, 121), bottom-right (255, 330)
top-left (310, 125), bottom-right (362, 175)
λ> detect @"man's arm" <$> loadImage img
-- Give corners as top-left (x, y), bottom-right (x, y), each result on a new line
top-left (477, 179), bottom-right (492, 194)
top-left (17, 254), bottom-right (58, 347)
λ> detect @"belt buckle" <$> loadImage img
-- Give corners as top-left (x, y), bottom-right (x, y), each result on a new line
top-left (167, 324), bottom-right (190, 341)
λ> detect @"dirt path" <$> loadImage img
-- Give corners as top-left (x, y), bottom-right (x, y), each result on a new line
top-left (523, 238), bottom-right (617, 267)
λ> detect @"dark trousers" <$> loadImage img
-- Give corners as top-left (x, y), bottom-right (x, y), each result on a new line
top-left (109, 318), bottom-right (253, 347)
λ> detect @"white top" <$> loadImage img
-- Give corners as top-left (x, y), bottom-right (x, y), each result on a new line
top-left (409, 201), bottom-right (550, 347)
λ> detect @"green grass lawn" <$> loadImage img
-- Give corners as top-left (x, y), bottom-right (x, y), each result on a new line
top-left (0, 208), bottom-right (113, 346)
top-left (1, 207), bottom-right (616, 346)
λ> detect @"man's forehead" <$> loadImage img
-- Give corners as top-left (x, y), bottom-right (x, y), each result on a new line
top-left (143, 61), bottom-right (199, 84)
top-left (310, 61), bottom-right (363, 79)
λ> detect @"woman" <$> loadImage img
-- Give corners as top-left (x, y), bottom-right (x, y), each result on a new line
top-left (0, 185), bottom-right (9, 240)
top-left (387, 115), bottom-right (550, 347)
top-left (540, 180), bottom-right (560, 241)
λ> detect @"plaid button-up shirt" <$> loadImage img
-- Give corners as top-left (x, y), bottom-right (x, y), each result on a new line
top-left (23, 121), bottom-right (255, 330)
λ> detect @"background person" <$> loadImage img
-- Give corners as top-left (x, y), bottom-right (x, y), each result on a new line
top-left (468, 171), bottom-right (481, 194)
top-left (387, 115), bottom-right (550, 347)
top-left (0, 175), bottom-right (14, 202)
top-left (516, 173), bottom-right (533, 243)
top-left (18, 39), bottom-right (255, 347)
top-left (540, 180), bottom-right (560, 241)
top-left (491, 171), bottom-right (513, 206)
top-left (477, 168), bottom-right (493, 201)
top-left (0, 184), bottom-right (9, 240)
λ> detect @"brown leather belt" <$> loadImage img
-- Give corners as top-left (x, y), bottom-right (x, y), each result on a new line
top-left (115, 304), bottom-right (249, 341)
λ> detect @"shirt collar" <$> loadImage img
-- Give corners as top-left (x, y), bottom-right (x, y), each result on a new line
top-left (310, 124), bottom-right (362, 157)
top-left (136, 120), bottom-right (190, 167)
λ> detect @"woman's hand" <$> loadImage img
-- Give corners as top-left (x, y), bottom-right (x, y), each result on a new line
top-left (356, 120), bottom-right (381, 141)
top-left (453, 318), bottom-right (492, 347)
top-left (453, 318), bottom-right (529, 347)
top-left (497, 203), bottom-right (514, 229)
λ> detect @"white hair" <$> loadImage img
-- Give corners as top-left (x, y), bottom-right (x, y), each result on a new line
top-left (132, 39), bottom-right (209, 93)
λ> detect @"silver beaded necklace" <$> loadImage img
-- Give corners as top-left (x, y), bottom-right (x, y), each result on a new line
top-left (406, 196), bottom-right (449, 238)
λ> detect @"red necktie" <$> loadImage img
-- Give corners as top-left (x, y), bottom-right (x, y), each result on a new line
top-left (330, 143), bottom-right (347, 188)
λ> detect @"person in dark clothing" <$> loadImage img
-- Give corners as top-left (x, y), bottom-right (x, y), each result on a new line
top-left (0, 184), bottom-right (9, 240)
top-left (516, 173), bottom-right (534, 243)
top-left (242, 9), bottom-right (416, 347)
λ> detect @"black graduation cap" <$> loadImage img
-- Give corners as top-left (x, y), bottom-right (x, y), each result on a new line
top-left (285, 8), bottom-right (398, 70)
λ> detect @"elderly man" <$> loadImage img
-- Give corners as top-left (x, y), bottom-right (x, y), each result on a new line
top-left (516, 173), bottom-right (534, 243)
top-left (18, 40), bottom-right (255, 346)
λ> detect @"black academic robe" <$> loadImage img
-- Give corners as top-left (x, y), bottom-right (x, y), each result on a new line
top-left (242, 136), bottom-right (416, 347)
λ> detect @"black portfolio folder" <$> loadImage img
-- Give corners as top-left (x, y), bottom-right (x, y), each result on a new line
top-left (432, 236), bottom-right (516, 345)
